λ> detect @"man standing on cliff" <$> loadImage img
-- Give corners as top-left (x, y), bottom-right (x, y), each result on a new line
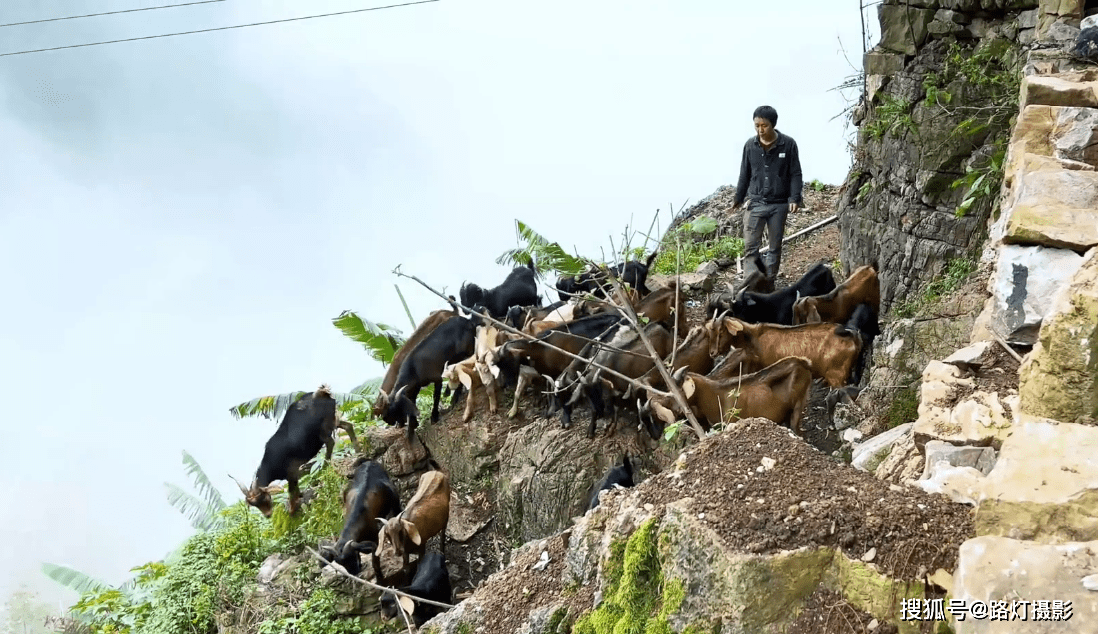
top-left (732, 105), bottom-right (803, 279)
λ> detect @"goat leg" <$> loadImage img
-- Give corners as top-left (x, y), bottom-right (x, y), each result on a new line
top-left (287, 478), bottom-right (302, 516)
top-left (462, 385), bottom-right (475, 422)
top-left (339, 420), bottom-right (362, 454)
top-left (487, 381), bottom-right (498, 414)
top-left (508, 367), bottom-right (533, 418)
top-left (431, 379), bottom-right (443, 423)
top-left (323, 435), bottom-right (335, 463)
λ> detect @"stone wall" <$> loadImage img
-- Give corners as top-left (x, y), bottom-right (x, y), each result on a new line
top-left (841, 0), bottom-right (1042, 312)
top-left (848, 1), bottom-right (1098, 630)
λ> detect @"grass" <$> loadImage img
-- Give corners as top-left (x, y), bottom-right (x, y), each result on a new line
top-left (650, 236), bottom-right (744, 276)
top-left (892, 256), bottom-right (977, 318)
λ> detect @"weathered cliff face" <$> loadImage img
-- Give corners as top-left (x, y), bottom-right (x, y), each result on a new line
top-left (840, 0), bottom-right (1044, 312)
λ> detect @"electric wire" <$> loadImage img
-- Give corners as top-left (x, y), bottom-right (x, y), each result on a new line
top-left (0, 1), bottom-right (226, 28)
top-left (0, 0), bottom-right (439, 58)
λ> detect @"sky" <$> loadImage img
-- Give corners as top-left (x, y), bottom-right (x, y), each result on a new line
top-left (0, 0), bottom-right (878, 612)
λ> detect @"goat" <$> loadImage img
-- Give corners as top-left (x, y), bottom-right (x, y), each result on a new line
top-left (373, 309), bottom-right (456, 419)
top-left (555, 251), bottom-right (659, 301)
top-left (235, 385), bottom-right (360, 517)
top-left (730, 262), bottom-right (837, 325)
top-left (587, 455), bottom-right (635, 511)
top-left (791, 264), bottom-right (880, 329)
top-left (706, 254), bottom-right (776, 319)
top-left (715, 317), bottom-right (863, 388)
top-left (568, 322), bottom-right (674, 438)
top-left (376, 467), bottom-right (451, 574)
top-left (385, 315), bottom-right (477, 440)
top-left (824, 301), bottom-right (880, 423)
top-left (645, 357), bottom-right (814, 436)
top-left (379, 550), bottom-right (452, 628)
top-left (459, 259), bottom-right (540, 319)
top-left (505, 300), bottom-right (568, 331)
top-left (319, 459), bottom-right (401, 580)
top-left (440, 325), bottom-right (503, 421)
top-left (487, 312), bottom-right (626, 419)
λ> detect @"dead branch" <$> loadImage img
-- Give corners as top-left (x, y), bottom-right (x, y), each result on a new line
top-left (390, 265), bottom-right (676, 400)
top-left (304, 547), bottom-right (456, 611)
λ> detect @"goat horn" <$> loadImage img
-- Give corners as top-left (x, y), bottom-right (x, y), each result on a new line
top-left (230, 474), bottom-right (250, 495)
top-left (393, 385), bottom-right (408, 401)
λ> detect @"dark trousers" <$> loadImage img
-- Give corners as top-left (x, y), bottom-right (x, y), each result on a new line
top-left (743, 201), bottom-right (789, 277)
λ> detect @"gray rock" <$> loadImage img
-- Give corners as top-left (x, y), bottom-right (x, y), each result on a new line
top-left (257, 554), bottom-right (285, 584)
top-left (694, 260), bottom-right (719, 277)
top-left (831, 401), bottom-right (864, 431)
top-left (851, 423), bottom-right (914, 471)
top-left (920, 440), bottom-right (992, 480)
top-left (1047, 20), bottom-right (1082, 43)
top-left (974, 445), bottom-right (997, 476)
top-left (1018, 9), bottom-right (1038, 29)
top-left (1051, 106), bottom-right (1098, 165)
top-left (986, 244), bottom-right (1085, 345)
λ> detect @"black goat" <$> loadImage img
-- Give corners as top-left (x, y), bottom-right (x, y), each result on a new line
top-left (555, 252), bottom-right (659, 302)
top-left (730, 262), bottom-right (837, 325)
top-left (587, 455), bottom-right (635, 510)
top-left (490, 312), bottom-right (627, 423)
top-left (319, 459), bottom-right (402, 580)
top-left (505, 300), bottom-right (569, 331)
top-left (379, 550), bottom-right (452, 627)
top-left (235, 386), bottom-right (360, 517)
top-left (844, 301), bottom-right (879, 391)
top-left (386, 316), bottom-right (477, 439)
top-left (459, 259), bottom-right (540, 319)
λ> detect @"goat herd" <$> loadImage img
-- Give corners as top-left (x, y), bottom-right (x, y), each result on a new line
top-left (232, 249), bottom-right (881, 626)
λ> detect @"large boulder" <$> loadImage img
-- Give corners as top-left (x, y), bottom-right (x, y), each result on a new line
top-left (1003, 166), bottom-right (1098, 251)
top-left (1018, 247), bottom-right (1098, 424)
top-left (952, 536), bottom-right (1098, 633)
top-left (496, 416), bottom-right (647, 544)
top-left (1020, 72), bottom-right (1098, 109)
top-left (878, 5), bottom-right (935, 55)
top-left (975, 418), bottom-right (1098, 542)
top-left (980, 244), bottom-right (1086, 344)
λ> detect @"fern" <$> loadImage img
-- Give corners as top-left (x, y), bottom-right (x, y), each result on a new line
top-left (496, 220), bottom-right (587, 275)
top-left (181, 450), bottom-right (226, 513)
top-left (228, 389), bottom-right (366, 421)
top-left (40, 563), bottom-right (110, 595)
top-left (163, 483), bottom-right (224, 532)
top-left (331, 311), bottom-right (404, 365)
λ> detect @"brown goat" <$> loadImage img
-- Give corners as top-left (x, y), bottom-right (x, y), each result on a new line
top-left (575, 322), bottom-right (674, 438)
top-left (631, 280), bottom-right (687, 337)
top-left (646, 356), bottom-right (814, 435)
top-left (373, 309), bottom-right (456, 418)
top-left (792, 265), bottom-right (880, 327)
top-left (375, 469), bottom-right (451, 572)
top-left (716, 318), bottom-right (863, 388)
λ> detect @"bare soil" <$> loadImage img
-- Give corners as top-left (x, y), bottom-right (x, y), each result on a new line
top-left (930, 343), bottom-right (1020, 419)
top-left (458, 419), bottom-right (973, 634)
top-left (640, 419), bottom-right (973, 579)
top-left (786, 588), bottom-right (902, 634)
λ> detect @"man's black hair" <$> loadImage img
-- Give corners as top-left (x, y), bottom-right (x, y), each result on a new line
top-left (752, 105), bottom-right (778, 126)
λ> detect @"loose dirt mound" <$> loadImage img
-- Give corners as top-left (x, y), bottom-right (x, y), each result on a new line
top-left (640, 419), bottom-right (974, 580)
top-left (459, 528), bottom-right (596, 634)
top-left (450, 418), bottom-right (972, 634)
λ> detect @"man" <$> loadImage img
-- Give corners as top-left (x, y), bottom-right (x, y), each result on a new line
top-left (733, 105), bottom-right (803, 279)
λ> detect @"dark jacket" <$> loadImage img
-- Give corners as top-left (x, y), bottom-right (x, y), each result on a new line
top-left (734, 131), bottom-right (803, 207)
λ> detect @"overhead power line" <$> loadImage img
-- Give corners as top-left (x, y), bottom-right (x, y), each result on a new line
top-left (0, 0), bottom-right (439, 58)
top-left (0, 1), bottom-right (227, 28)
